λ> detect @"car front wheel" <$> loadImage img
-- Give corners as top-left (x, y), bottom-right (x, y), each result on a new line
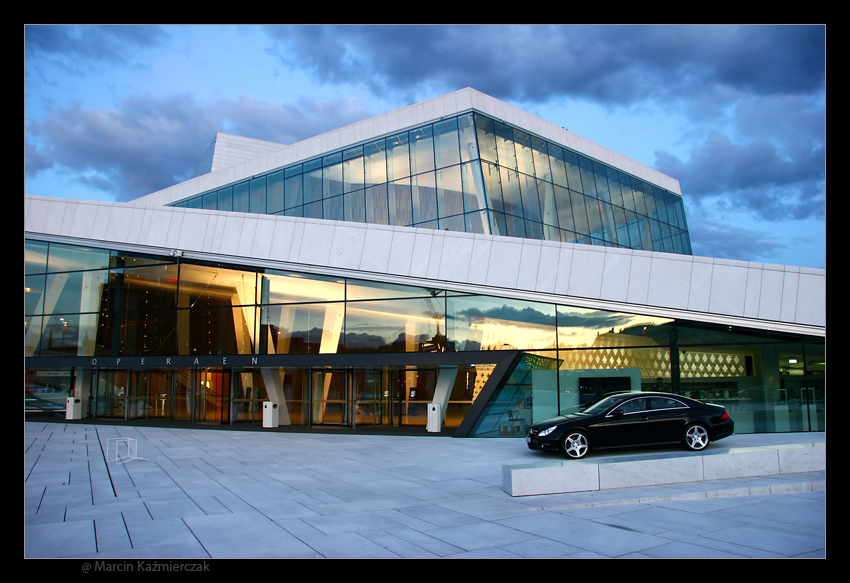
top-left (683, 424), bottom-right (710, 451)
top-left (561, 431), bottom-right (589, 459)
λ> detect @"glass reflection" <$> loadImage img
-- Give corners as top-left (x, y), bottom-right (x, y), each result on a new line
top-left (25, 238), bottom-right (823, 437)
top-left (345, 297), bottom-right (445, 353)
top-left (169, 111), bottom-right (692, 255)
top-left (448, 296), bottom-right (556, 350)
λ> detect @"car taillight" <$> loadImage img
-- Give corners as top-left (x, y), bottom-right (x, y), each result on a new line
top-left (720, 411), bottom-right (731, 420)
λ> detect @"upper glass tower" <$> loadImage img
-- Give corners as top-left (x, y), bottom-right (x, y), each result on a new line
top-left (171, 111), bottom-right (691, 255)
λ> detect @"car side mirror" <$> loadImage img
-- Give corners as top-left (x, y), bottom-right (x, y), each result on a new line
top-left (611, 408), bottom-right (623, 417)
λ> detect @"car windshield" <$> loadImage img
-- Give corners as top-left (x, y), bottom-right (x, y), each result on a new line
top-left (582, 394), bottom-right (628, 414)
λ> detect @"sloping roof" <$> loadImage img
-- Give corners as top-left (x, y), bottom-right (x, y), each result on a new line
top-left (127, 88), bottom-right (682, 209)
top-left (194, 132), bottom-right (288, 177)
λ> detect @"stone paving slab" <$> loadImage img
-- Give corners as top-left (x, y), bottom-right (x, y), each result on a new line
top-left (25, 422), bottom-right (825, 559)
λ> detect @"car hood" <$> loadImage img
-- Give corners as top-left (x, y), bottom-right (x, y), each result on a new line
top-left (533, 412), bottom-right (588, 429)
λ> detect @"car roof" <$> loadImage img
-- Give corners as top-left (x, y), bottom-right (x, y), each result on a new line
top-left (597, 392), bottom-right (699, 406)
top-left (612, 392), bottom-right (692, 399)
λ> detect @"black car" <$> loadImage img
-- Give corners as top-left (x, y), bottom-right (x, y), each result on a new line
top-left (526, 392), bottom-right (734, 459)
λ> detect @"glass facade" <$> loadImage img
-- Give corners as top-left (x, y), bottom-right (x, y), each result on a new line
top-left (172, 112), bottom-right (691, 255)
top-left (26, 239), bottom-right (823, 435)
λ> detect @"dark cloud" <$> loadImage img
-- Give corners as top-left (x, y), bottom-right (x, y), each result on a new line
top-left (655, 133), bottom-right (825, 221)
top-left (24, 23), bottom-right (825, 263)
top-left (654, 89), bottom-right (825, 224)
top-left (454, 304), bottom-right (557, 326)
top-left (453, 304), bottom-right (637, 330)
top-left (25, 93), bottom-right (375, 201)
top-left (556, 310), bottom-right (638, 331)
top-left (686, 220), bottom-right (802, 264)
top-left (264, 25), bottom-right (825, 106)
top-left (264, 24), bottom-right (825, 237)
top-left (210, 94), bottom-right (373, 145)
top-left (25, 25), bottom-right (168, 65)
top-left (25, 95), bottom-right (214, 201)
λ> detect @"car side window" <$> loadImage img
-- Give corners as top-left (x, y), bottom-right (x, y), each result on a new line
top-left (649, 397), bottom-right (687, 411)
top-left (614, 398), bottom-right (648, 415)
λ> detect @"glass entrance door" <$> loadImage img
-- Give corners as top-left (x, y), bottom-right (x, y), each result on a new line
top-left (194, 370), bottom-right (230, 424)
top-left (353, 368), bottom-right (389, 426)
top-left (126, 371), bottom-right (148, 420)
top-left (311, 370), bottom-right (349, 425)
top-left (94, 370), bottom-right (127, 418)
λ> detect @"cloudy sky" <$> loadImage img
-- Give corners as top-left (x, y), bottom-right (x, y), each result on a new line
top-left (24, 25), bottom-right (825, 268)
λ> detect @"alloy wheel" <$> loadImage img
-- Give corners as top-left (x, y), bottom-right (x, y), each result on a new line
top-left (684, 424), bottom-right (709, 450)
top-left (562, 432), bottom-right (589, 459)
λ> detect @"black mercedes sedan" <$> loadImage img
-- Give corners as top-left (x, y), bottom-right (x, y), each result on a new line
top-left (526, 392), bottom-right (734, 459)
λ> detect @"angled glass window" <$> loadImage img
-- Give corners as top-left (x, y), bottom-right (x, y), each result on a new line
top-left (412, 171), bottom-right (437, 224)
top-left (388, 179), bottom-right (413, 226)
top-left (593, 161), bottom-right (611, 203)
top-left (458, 113), bottom-right (478, 163)
top-left (250, 177), bottom-right (266, 214)
top-left (437, 165), bottom-right (463, 218)
top-left (461, 160), bottom-right (487, 213)
top-left (344, 189), bottom-right (366, 223)
top-left (203, 192), bottom-right (217, 210)
top-left (46, 243), bottom-right (110, 273)
top-left (499, 167), bottom-right (523, 218)
top-left (25, 240), bottom-right (48, 275)
top-left (554, 185), bottom-right (576, 233)
top-left (386, 133), bottom-right (410, 181)
top-left (563, 150), bottom-right (583, 193)
top-left (233, 181), bottom-right (250, 212)
top-left (631, 177), bottom-right (648, 216)
top-left (346, 278), bottom-right (441, 301)
top-left (480, 161), bottom-right (503, 214)
top-left (531, 137), bottom-right (552, 182)
top-left (343, 146), bottom-right (364, 193)
top-left (494, 121), bottom-right (517, 170)
top-left (25, 274), bottom-right (45, 316)
top-left (548, 146), bottom-right (568, 188)
top-left (578, 156), bottom-right (597, 198)
top-left (364, 140), bottom-right (387, 186)
top-left (284, 173), bottom-right (303, 209)
top-left (261, 270), bottom-right (344, 304)
top-left (474, 113), bottom-right (498, 163)
top-left (464, 210), bottom-right (490, 235)
top-left (323, 194), bottom-right (344, 221)
top-left (365, 184), bottom-right (389, 225)
top-left (409, 125), bottom-right (435, 175)
top-left (267, 171), bottom-right (284, 214)
top-left (519, 172), bottom-right (541, 222)
top-left (323, 161), bottom-right (343, 198)
top-left (303, 164), bottom-right (323, 204)
top-left (434, 118), bottom-right (460, 169)
top-left (538, 180), bottom-right (558, 228)
top-left (513, 129), bottom-right (535, 176)
top-left (217, 186), bottom-right (233, 211)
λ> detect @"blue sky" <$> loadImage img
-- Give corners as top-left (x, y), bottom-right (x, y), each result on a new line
top-left (24, 25), bottom-right (825, 268)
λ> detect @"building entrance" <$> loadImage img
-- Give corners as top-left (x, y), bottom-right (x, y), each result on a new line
top-left (92, 370), bottom-right (172, 420)
top-left (194, 370), bottom-right (230, 424)
top-left (91, 369), bottom-right (231, 424)
top-left (311, 369), bottom-right (349, 425)
top-left (308, 367), bottom-right (442, 428)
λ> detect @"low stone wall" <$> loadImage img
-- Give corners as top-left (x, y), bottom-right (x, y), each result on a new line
top-left (502, 442), bottom-right (826, 497)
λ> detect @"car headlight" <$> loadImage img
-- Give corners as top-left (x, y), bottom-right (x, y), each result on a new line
top-left (538, 426), bottom-right (557, 437)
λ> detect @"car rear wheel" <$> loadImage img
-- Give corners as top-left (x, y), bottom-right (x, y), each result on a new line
top-left (683, 424), bottom-right (710, 451)
top-left (561, 431), bottom-right (589, 459)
